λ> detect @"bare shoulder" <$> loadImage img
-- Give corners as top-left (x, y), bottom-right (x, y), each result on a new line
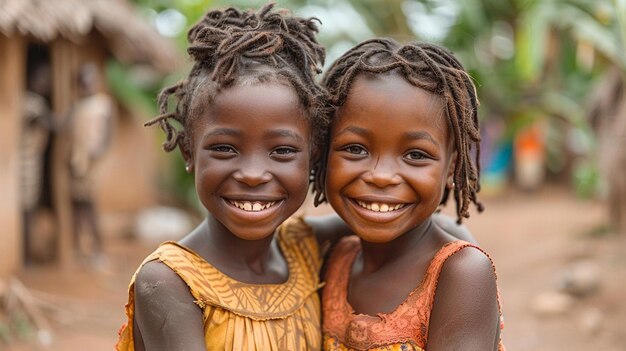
top-left (427, 246), bottom-right (500, 351)
top-left (432, 212), bottom-right (478, 244)
top-left (134, 260), bottom-right (206, 351)
top-left (438, 245), bottom-right (496, 287)
top-left (134, 260), bottom-right (191, 302)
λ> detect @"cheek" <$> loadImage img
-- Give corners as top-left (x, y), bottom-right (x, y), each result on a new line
top-left (410, 170), bottom-right (447, 204)
top-left (292, 164), bottom-right (311, 192)
top-left (193, 155), bottom-right (235, 191)
top-left (194, 165), bottom-right (219, 196)
top-left (324, 152), bottom-right (357, 198)
top-left (324, 152), bottom-right (343, 192)
top-left (279, 156), bottom-right (312, 193)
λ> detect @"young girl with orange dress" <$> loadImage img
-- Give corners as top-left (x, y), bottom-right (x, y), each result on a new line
top-left (116, 4), bottom-right (336, 350)
top-left (312, 38), bottom-right (506, 350)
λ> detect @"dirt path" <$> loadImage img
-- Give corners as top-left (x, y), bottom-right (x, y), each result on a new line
top-left (7, 187), bottom-right (626, 350)
top-left (463, 188), bottom-right (625, 351)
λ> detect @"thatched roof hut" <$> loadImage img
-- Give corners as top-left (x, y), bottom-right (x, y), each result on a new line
top-left (0, 0), bottom-right (178, 71)
top-left (0, 0), bottom-right (180, 277)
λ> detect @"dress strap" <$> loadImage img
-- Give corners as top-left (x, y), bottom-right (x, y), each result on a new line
top-left (322, 236), bottom-right (360, 304)
top-left (321, 236), bottom-right (361, 334)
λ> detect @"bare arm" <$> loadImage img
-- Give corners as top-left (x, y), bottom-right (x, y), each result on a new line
top-left (426, 247), bottom-right (500, 350)
top-left (134, 261), bottom-right (207, 351)
top-left (305, 213), bottom-right (353, 247)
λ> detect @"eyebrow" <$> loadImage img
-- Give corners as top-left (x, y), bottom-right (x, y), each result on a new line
top-left (204, 128), bottom-right (241, 138)
top-left (404, 131), bottom-right (440, 147)
top-left (333, 126), bottom-right (371, 138)
top-left (266, 128), bottom-right (305, 143)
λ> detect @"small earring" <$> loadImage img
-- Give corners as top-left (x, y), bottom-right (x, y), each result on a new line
top-left (447, 178), bottom-right (455, 189)
top-left (185, 164), bottom-right (191, 173)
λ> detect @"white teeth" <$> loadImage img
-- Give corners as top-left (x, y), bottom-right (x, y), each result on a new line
top-left (230, 200), bottom-right (277, 212)
top-left (356, 200), bottom-right (405, 213)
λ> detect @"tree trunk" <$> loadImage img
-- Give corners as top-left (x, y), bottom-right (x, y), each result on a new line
top-left (588, 67), bottom-right (626, 234)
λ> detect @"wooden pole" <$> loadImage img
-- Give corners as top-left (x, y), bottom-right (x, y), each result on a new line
top-left (50, 38), bottom-right (79, 269)
top-left (0, 35), bottom-right (25, 278)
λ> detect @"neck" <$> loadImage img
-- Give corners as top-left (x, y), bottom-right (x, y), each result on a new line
top-left (202, 214), bottom-right (277, 274)
top-left (359, 217), bottom-right (433, 273)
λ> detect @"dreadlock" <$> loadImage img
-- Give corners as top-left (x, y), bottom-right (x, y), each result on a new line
top-left (313, 38), bottom-right (483, 223)
top-left (145, 3), bottom-right (329, 161)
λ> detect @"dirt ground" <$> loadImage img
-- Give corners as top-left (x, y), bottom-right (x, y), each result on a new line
top-left (6, 186), bottom-right (626, 351)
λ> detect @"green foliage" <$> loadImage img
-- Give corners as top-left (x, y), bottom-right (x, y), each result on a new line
top-left (573, 158), bottom-right (601, 198)
top-left (106, 60), bottom-right (158, 116)
top-left (12, 312), bottom-right (34, 342)
top-left (346, 0), bottom-right (413, 38)
top-left (0, 320), bottom-right (11, 344)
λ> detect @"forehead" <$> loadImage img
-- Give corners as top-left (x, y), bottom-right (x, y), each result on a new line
top-left (335, 73), bottom-right (447, 135)
top-left (191, 82), bottom-right (311, 138)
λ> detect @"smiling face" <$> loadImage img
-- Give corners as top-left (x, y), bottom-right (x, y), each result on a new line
top-left (187, 82), bottom-right (312, 241)
top-left (325, 73), bottom-right (455, 243)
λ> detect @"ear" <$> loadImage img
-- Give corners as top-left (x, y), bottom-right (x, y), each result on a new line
top-left (446, 150), bottom-right (457, 189)
top-left (179, 139), bottom-right (194, 173)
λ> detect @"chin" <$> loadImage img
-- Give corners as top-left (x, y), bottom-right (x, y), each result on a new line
top-left (343, 223), bottom-right (398, 243)
top-left (355, 231), bottom-right (402, 244)
top-left (228, 223), bottom-right (281, 241)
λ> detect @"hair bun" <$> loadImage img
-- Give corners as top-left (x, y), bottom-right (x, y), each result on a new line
top-left (186, 3), bottom-right (324, 83)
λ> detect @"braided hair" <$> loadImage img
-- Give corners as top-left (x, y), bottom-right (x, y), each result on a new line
top-left (313, 38), bottom-right (483, 223)
top-left (145, 3), bottom-right (329, 162)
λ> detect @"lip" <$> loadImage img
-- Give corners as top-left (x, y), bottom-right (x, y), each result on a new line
top-left (221, 197), bottom-right (284, 222)
top-left (223, 194), bottom-right (284, 202)
top-left (351, 195), bottom-right (410, 204)
top-left (346, 197), bottom-right (413, 224)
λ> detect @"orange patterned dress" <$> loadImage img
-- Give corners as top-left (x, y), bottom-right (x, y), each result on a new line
top-left (322, 237), bottom-right (505, 351)
top-left (116, 217), bottom-right (322, 351)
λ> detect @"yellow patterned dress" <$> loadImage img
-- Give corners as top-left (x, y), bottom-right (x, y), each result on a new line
top-left (116, 217), bottom-right (322, 351)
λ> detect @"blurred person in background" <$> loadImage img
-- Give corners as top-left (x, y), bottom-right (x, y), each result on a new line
top-left (67, 63), bottom-right (114, 267)
top-left (21, 61), bottom-right (53, 265)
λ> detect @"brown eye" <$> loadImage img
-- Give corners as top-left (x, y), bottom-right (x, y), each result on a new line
top-left (406, 151), bottom-right (425, 160)
top-left (343, 145), bottom-right (367, 155)
top-left (209, 145), bottom-right (237, 154)
top-left (271, 147), bottom-right (297, 155)
top-left (404, 150), bottom-right (430, 162)
top-left (270, 146), bottom-right (299, 161)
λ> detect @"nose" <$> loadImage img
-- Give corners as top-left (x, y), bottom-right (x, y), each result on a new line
top-left (232, 164), bottom-right (273, 187)
top-left (362, 157), bottom-right (402, 187)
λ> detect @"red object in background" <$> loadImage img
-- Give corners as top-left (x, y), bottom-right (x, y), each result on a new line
top-left (514, 122), bottom-right (546, 191)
